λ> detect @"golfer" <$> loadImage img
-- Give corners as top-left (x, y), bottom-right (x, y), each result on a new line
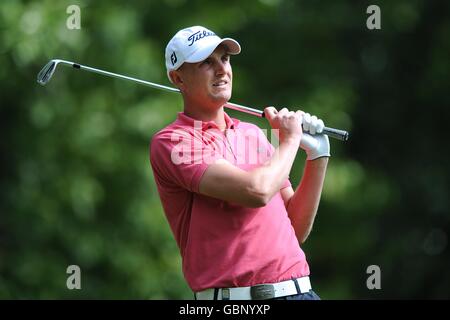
top-left (150, 26), bottom-right (330, 300)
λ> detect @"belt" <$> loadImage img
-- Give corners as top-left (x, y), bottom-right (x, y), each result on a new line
top-left (194, 276), bottom-right (312, 300)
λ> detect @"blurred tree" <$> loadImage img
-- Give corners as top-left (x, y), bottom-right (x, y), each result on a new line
top-left (0, 0), bottom-right (448, 299)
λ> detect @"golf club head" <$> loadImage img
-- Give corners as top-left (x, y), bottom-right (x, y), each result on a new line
top-left (37, 59), bottom-right (60, 85)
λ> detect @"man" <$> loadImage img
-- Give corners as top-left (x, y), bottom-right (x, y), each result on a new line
top-left (150, 26), bottom-right (330, 300)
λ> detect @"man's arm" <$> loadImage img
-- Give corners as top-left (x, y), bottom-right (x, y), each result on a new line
top-left (281, 157), bottom-right (328, 243)
top-left (199, 107), bottom-right (303, 208)
top-left (199, 138), bottom-right (299, 207)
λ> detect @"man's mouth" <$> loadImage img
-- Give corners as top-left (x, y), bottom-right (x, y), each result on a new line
top-left (213, 80), bottom-right (228, 87)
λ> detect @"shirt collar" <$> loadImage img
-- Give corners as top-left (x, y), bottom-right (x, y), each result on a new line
top-left (177, 111), bottom-right (240, 131)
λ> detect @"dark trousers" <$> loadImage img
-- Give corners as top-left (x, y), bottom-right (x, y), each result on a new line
top-left (272, 290), bottom-right (321, 300)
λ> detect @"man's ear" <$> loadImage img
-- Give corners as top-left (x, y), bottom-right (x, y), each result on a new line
top-left (169, 70), bottom-right (183, 88)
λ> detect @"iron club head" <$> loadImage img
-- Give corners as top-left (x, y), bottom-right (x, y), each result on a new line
top-left (37, 59), bottom-right (60, 85)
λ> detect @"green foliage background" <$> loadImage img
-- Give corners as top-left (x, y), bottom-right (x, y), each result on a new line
top-left (1, 0), bottom-right (449, 299)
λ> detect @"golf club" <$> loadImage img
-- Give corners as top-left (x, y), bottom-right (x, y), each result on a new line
top-left (37, 59), bottom-right (349, 141)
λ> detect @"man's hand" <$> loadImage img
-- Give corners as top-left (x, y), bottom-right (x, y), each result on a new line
top-left (300, 113), bottom-right (330, 160)
top-left (264, 108), bottom-right (330, 160)
top-left (300, 133), bottom-right (330, 160)
top-left (301, 113), bottom-right (324, 135)
top-left (264, 107), bottom-right (303, 146)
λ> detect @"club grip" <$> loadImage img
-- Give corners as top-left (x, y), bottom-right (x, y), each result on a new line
top-left (322, 126), bottom-right (349, 141)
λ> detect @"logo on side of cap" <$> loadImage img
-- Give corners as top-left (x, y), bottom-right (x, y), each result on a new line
top-left (187, 30), bottom-right (216, 46)
top-left (171, 52), bottom-right (177, 66)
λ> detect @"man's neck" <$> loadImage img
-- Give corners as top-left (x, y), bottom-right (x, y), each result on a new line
top-left (183, 102), bottom-right (227, 131)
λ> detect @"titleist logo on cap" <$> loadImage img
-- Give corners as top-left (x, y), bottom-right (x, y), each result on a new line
top-left (187, 30), bottom-right (216, 46)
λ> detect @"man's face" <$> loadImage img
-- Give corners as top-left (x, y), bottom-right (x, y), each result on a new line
top-left (174, 45), bottom-right (232, 107)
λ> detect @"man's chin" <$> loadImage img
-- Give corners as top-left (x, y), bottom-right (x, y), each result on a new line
top-left (210, 93), bottom-right (232, 105)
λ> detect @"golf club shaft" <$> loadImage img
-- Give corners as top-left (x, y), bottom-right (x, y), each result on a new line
top-left (55, 60), bottom-right (350, 141)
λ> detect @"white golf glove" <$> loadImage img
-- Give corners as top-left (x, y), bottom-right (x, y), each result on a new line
top-left (300, 113), bottom-right (330, 160)
top-left (302, 112), bottom-right (324, 135)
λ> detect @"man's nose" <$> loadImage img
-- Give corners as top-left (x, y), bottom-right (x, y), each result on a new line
top-left (215, 60), bottom-right (227, 75)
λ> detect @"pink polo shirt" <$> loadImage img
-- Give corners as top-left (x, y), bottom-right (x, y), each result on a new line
top-left (150, 111), bottom-right (310, 291)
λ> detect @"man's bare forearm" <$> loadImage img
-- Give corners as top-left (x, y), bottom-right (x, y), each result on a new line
top-left (287, 157), bottom-right (328, 243)
top-left (249, 138), bottom-right (300, 204)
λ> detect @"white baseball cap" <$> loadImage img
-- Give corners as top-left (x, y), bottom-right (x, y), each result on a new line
top-left (165, 26), bottom-right (241, 82)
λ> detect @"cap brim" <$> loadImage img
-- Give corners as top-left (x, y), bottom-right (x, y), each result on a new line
top-left (185, 38), bottom-right (241, 64)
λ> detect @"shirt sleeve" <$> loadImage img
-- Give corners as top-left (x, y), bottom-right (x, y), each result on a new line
top-left (150, 129), bottom-right (222, 193)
